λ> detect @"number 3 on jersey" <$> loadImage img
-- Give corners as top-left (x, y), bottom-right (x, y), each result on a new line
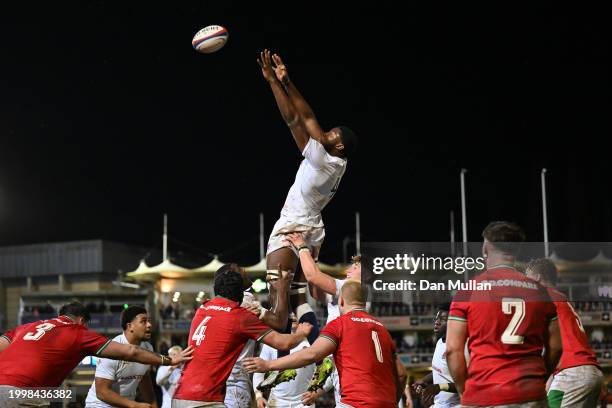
top-left (191, 317), bottom-right (212, 346)
top-left (23, 322), bottom-right (56, 341)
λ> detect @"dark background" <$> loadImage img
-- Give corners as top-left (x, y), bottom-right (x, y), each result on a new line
top-left (0, 3), bottom-right (609, 264)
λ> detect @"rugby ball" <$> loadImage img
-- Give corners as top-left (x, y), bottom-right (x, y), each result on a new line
top-left (192, 25), bottom-right (229, 54)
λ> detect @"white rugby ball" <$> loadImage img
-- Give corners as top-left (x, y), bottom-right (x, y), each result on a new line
top-left (192, 25), bottom-right (228, 54)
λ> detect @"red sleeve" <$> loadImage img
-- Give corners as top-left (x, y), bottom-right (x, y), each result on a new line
top-left (320, 318), bottom-right (342, 347)
top-left (449, 300), bottom-right (469, 322)
top-left (239, 310), bottom-right (273, 341)
top-left (79, 328), bottom-right (111, 356)
top-left (1, 329), bottom-right (16, 342)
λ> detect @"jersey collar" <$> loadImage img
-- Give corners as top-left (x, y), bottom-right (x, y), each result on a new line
top-left (487, 263), bottom-right (517, 271)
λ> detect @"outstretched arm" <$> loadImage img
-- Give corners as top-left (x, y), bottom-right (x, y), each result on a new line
top-left (244, 337), bottom-right (335, 372)
top-left (258, 49), bottom-right (310, 152)
top-left (259, 323), bottom-right (312, 351)
top-left (99, 342), bottom-right (193, 366)
top-left (284, 233), bottom-right (338, 295)
top-left (272, 53), bottom-right (325, 143)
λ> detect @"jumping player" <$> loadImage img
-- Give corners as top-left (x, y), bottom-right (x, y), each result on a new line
top-left (257, 48), bottom-right (357, 336)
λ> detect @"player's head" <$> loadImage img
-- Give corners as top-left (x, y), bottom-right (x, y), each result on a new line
top-left (481, 221), bottom-right (526, 264)
top-left (345, 255), bottom-right (362, 281)
top-left (323, 126), bottom-right (357, 158)
top-left (434, 303), bottom-right (450, 341)
top-left (168, 345), bottom-right (183, 363)
top-left (214, 263), bottom-right (245, 304)
top-left (59, 301), bottom-right (91, 326)
top-left (338, 280), bottom-right (366, 315)
top-left (525, 258), bottom-right (558, 286)
top-left (121, 305), bottom-right (152, 341)
top-left (215, 262), bottom-right (252, 291)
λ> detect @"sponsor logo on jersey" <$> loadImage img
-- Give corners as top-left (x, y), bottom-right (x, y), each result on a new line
top-left (204, 305), bottom-right (232, 312)
top-left (481, 279), bottom-right (538, 290)
top-left (350, 317), bottom-right (383, 326)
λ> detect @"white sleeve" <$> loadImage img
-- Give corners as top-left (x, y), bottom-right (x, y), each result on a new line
top-left (322, 371), bottom-right (334, 392)
top-left (335, 279), bottom-right (345, 297)
top-left (253, 345), bottom-right (275, 394)
top-left (94, 356), bottom-right (118, 381)
top-left (156, 366), bottom-right (171, 386)
top-left (302, 138), bottom-right (330, 169)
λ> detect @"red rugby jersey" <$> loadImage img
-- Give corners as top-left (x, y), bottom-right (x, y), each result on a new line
top-left (547, 287), bottom-right (599, 373)
top-left (449, 266), bottom-right (557, 406)
top-left (0, 316), bottom-right (110, 387)
top-left (320, 308), bottom-right (398, 408)
top-left (174, 297), bottom-right (272, 402)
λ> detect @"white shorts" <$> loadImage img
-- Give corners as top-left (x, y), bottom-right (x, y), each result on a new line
top-left (548, 364), bottom-right (602, 408)
top-left (266, 217), bottom-right (325, 256)
top-left (223, 385), bottom-right (251, 408)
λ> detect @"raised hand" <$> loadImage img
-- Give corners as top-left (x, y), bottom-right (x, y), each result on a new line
top-left (257, 49), bottom-right (276, 83)
top-left (272, 53), bottom-right (290, 86)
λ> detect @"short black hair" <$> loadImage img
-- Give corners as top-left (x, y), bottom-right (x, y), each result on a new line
top-left (438, 303), bottom-right (451, 313)
top-left (59, 301), bottom-right (90, 322)
top-left (121, 306), bottom-right (148, 330)
top-left (214, 263), bottom-right (245, 303)
top-left (482, 221), bottom-right (526, 255)
top-left (526, 258), bottom-right (558, 285)
top-left (338, 126), bottom-right (357, 158)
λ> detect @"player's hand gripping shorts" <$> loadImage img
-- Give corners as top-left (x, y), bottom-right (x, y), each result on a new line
top-left (266, 217), bottom-right (325, 257)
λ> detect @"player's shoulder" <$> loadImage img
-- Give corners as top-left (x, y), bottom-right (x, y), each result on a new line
top-left (546, 287), bottom-right (568, 302)
top-left (140, 341), bottom-right (154, 351)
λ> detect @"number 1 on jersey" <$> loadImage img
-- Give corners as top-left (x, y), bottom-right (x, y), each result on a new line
top-left (191, 316), bottom-right (212, 346)
top-left (501, 298), bottom-right (525, 345)
top-left (371, 331), bottom-right (384, 363)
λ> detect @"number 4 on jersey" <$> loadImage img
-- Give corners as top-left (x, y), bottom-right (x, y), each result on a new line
top-left (191, 316), bottom-right (212, 346)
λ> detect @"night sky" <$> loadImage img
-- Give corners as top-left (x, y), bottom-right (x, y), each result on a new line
top-left (0, 4), bottom-right (609, 264)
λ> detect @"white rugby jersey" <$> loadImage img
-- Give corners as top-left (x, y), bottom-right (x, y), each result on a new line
top-left (431, 338), bottom-right (469, 408)
top-left (85, 333), bottom-right (153, 408)
top-left (281, 138), bottom-right (347, 227)
top-left (253, 340), bottom-right (315, 407)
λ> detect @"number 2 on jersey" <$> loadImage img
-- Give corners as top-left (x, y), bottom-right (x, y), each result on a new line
top-left (191, 316), bottom-right (212, 346)
top-left (501, 298), bottom-right (526, 344)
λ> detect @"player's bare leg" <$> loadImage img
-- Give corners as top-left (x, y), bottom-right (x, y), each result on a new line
top-left (264, 247), bottom-right (297, 331)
